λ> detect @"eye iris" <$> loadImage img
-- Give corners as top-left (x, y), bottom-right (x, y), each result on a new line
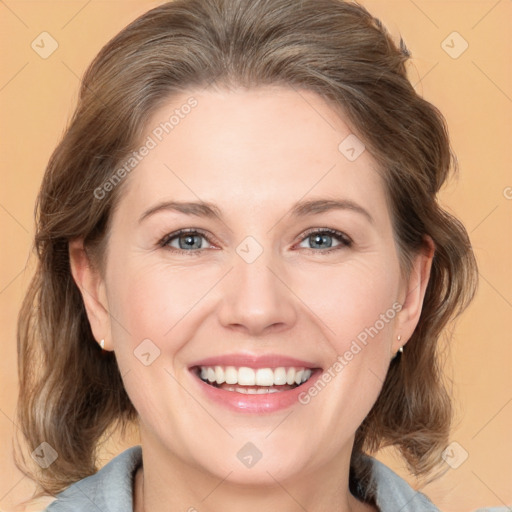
top-left (180, 234), bottom-right (202, 249)
top-left (310, 233), bottom-right (332, 249)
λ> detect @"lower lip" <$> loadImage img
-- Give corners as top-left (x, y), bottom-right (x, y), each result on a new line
top-left (190, 369), bottom-right (323, 413)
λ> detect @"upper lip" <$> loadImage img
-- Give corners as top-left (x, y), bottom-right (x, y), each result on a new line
top-left (189, 353), bottom-right (321, 370)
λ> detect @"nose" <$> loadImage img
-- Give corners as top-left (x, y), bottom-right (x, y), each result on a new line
top-left (216, 247), bottom-right (298, 336)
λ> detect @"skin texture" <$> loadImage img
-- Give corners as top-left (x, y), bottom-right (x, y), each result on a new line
top-left (69, 86), bottom-right (433, 512)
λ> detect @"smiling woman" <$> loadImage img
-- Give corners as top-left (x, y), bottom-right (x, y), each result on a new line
top-left (16, 1), bottom-right (478, 511)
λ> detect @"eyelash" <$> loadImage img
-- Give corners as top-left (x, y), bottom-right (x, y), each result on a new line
top-left (158, 228), bottom-right (353, 256)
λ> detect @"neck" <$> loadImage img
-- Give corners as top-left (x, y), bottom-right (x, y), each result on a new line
top-left (133, 434), bottom-right (376, 512)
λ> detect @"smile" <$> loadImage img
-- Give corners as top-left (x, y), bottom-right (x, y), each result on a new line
top-left (196, 365), bottom-right (314, 394)
top-left (189, 361), bottom-right (323, 413)
top-left (188, 353), bottom-right (322, 413)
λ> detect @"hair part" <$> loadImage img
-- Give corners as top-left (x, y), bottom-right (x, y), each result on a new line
top-left (16, 0), bottom-right (478, 502)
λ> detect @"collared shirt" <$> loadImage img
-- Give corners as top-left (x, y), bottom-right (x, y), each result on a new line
top-left (42, 445), bottom-right (441, 511)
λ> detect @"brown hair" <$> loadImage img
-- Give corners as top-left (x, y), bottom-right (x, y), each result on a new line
top-left (16, 0), bottom-right (478, 503)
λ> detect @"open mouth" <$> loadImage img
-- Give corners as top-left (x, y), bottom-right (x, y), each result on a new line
top-left (192, 365), bottom-right (320, 394)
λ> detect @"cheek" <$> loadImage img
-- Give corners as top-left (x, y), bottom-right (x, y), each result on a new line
top-left (294, 257), bottom-right (400, 408)
top-left (295, 257), bottom-right (400, 349)
top-left (105, 259), bottom-right (225, 416)
top-left (109, 260), bottom-right (217, 346)
top-left (105, 262), bottom-right (204, 425)
top-left (293, 262), bottom-right (399, 432)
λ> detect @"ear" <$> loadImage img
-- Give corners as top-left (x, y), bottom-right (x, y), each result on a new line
top-left (394, 235), bottom-right (435, 353)
top-left (68, 238), bottom-right (112, 350)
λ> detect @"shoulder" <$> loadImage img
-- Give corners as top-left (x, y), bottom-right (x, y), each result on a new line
top-left (364, 456), bottom-right (511, 512)
top-left (365, 455), bottom-right (440, 512)
top-left (43, 446), bottom-right (142, 512)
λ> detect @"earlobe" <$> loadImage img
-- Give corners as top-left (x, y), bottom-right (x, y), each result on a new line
top-left (394, 236), bottom-right (435, 352)
top-left (68, 238), bottom-right (112, 350)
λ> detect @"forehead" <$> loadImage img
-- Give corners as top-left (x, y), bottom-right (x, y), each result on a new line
top-left (114, 86), bottom-right (388, 224)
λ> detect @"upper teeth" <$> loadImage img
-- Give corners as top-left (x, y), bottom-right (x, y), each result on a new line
top-left (199, 366), bottom-right (313, 386)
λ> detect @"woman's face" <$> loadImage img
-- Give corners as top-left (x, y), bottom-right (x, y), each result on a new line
top-left (79, 86), bottom-right (429, 486)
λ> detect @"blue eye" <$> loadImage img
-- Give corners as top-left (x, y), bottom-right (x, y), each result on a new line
top-left (159, 229), bottom-right (214, 254)
top-left (159, 228), bottom-right (352, 255)
top-left (298, 229), bottom-right (352, 252)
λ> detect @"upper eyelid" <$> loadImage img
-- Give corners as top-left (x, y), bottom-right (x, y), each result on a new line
top-left (299, 227), bottom-right (352, 243)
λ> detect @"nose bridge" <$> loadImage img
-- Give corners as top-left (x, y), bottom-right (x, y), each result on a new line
top-left (217, 236), bottom-right (296, 334)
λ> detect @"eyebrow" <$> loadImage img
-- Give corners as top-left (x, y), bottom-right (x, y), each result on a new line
top-left (138, 198), bottom-right (373, 224)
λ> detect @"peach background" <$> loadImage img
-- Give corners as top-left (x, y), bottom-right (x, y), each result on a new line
top-left (0, 1), bottom-right (510, 511)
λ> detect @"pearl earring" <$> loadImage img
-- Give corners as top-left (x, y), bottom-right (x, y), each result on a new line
top-left (100, 339), bottom-right (105, 349)
top-left (397, 335), bottom-right (403, 354)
